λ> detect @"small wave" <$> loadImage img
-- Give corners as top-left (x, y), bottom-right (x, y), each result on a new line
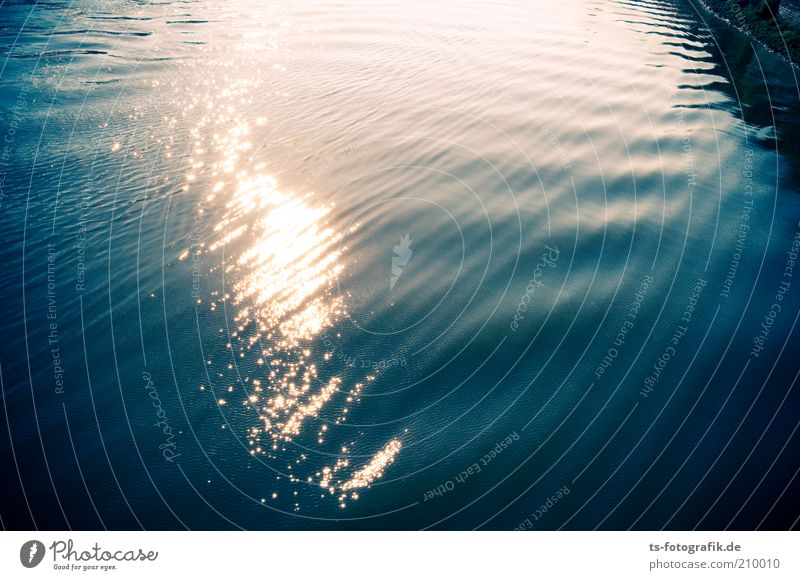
top-left (51, 29), bottom-right (152, 37)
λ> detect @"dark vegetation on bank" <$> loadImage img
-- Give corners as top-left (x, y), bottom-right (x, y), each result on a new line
top-left (699, 0), bottom-right (800, 64)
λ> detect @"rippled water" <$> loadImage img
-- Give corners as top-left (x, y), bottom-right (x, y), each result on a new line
top-left (2, 0), bottom-right (799, 530)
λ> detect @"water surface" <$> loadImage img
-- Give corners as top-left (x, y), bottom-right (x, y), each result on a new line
top-left (1, 0), bottom-right (799, 530)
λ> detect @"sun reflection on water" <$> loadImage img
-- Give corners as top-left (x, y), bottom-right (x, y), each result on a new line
top-left (181, 75), bottom-right (402, 510)
top-left (210, 173), bottom-right (345, 348)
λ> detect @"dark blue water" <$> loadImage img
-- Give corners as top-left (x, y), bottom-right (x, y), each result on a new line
top-left (1, 0), bottom-right (800, 530)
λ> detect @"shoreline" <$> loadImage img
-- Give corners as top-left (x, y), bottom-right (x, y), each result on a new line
top-left (694, 0), bottom-right (800, 68)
